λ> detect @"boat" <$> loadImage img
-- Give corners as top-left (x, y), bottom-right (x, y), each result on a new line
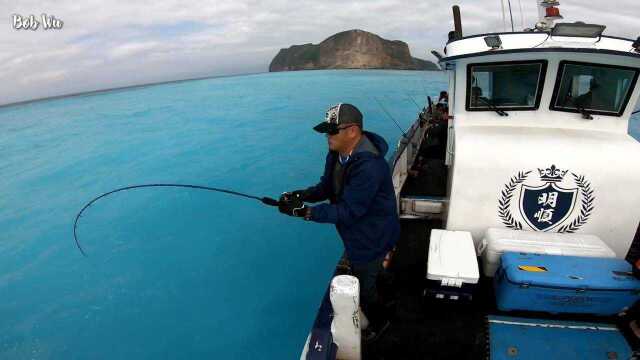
top-left (301, 1), bottom-right (640, 359)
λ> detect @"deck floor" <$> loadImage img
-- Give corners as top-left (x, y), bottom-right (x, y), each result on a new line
top-left (363, 219), bottom-right (488, 360)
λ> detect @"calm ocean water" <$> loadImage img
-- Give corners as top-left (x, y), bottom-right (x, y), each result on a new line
top-left (0, 70), bottom-right (446, 359)
top-left (1, 70), bottom-right (638, 359)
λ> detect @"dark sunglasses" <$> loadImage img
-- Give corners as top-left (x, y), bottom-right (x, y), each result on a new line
top-left (327, 124), bottom-right (358, 135)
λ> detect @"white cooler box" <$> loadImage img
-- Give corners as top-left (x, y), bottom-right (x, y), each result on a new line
top-left (479, 228), bottom-right (616, 277)
top-left (426, 229), bottom-right (479, 301)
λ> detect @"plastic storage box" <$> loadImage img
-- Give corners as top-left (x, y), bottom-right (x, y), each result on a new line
top-left (480, 228), bottom-right (616, 276)
top-left (494, 252), bottom-right (640, 315)
top-left (425, 229), bottom-right (479, 301)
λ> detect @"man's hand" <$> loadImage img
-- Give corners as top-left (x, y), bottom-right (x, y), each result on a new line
top-left (279, 192), bottom-right (308, 217)
top-left (288, 189), bottom-right (311, 201)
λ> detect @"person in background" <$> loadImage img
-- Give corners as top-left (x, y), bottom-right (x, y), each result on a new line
top-left (278, 103), bottom-right (400, 342)
top-left (438, 91), bottom-right (449, 107)
top-left (625, 222), bottom-right (640, 351)
top-left (574, 78), bottom-right (599, 110)
top-left (626, 223), bottom-right (640, 278)
top-left (432, 103), bottom-right (448, 124)
top-left (408, 155), bottom-right (426, 178)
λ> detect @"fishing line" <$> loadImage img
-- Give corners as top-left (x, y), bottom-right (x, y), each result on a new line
top-left (419, 79), bottom-right (429, 97)
top-left (73, 184), bottom-right (279, 257)
top-left (372, 96), bottom-right (408, 139)
top-left (406, 93), bottom-right (422, 111)
top-left (387, 93), bottom-right (420, 113)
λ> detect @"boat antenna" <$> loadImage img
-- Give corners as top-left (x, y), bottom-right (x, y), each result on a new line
top-left (500, 0), bottom-right (507, 32)
top-left (452, 5), bottom-right (463, 39)
top-left (372, 97), bottom-right (408, 139)
top-left (507, 0), bottom-right (515, 32)
top-left (518, 0), bottom-right (524, 30)
top-left (73, 184), bottom-right (280, 257)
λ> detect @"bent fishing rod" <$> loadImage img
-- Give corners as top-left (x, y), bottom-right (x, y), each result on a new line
top-left (73, 184), bottom-right (280, 257)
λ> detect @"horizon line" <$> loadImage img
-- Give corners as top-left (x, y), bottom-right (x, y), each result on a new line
top-left (0, 68), bottom-right (443, 110)
top-left (0, 71), bottom-right (269, 110)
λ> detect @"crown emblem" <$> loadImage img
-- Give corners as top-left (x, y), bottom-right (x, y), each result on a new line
top-left (325, 104), bottom-right (341, 124)
top-left (538, 164), bottom-right (568, 183)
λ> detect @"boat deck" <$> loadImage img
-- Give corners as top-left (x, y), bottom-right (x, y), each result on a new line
top-left (365, 218), bottom-right (486, 359)
top-left (364, 217), bottom-right (632, 359)
top-left (358, 124), bottom-right (634, 359)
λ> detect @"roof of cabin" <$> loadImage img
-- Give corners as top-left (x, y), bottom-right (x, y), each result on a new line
top-left (442, 32), bottom-right (640, 62)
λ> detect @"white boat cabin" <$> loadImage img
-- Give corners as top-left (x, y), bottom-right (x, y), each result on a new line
top-left (437, 24), bottom-right (640, 257)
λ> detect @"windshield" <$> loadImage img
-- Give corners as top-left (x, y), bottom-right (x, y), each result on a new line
top-left (467, 61), bottom-right (547, 111)
top-left (552, 61), bottom-right (639, 116)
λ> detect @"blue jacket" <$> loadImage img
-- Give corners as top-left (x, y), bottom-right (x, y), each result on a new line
top-left (306, 131), bottom-right (400, 263)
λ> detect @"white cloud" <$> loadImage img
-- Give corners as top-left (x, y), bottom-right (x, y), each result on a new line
top-left (108, 41), bottom-right (160, 59)
top-left (0, 0), bottom-right (639, 105)
top-left (21, 69), bottom-right (66, 85)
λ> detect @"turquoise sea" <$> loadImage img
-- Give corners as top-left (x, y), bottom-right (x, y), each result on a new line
top-left (0, 70), bottom-right (446, 359)
top-left (1, 70), bottom-right (638, 359)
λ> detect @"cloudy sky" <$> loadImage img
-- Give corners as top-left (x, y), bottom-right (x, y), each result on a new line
top-left (1, 0), bottom-right (639, 105)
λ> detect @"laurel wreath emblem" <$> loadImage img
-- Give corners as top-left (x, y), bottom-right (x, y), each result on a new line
top-left (498, 170), bottom-right (595, 232)
top-left (498, 171), bottom-right (530, 230)
top-left (557, 173), bottom-right (595, 233)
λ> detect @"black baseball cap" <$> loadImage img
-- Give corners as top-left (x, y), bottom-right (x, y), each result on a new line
top-left (313, 103), bottom-right (363, 133)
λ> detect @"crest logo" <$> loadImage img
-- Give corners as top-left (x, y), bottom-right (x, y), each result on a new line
top-left (498, 165), bottom-right (595, 233)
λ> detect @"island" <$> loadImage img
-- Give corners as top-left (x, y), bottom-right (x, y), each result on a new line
top-left (269, 29), bottom-right (439, 72)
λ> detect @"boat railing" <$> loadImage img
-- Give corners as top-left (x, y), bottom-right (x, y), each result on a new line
top-left (388, 115), bottom-right (428, 208)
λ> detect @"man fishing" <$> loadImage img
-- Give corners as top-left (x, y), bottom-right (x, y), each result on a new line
top-left (278, 103), bottom-right (400, 341)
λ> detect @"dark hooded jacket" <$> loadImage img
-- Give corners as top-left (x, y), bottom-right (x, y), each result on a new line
top-left (625, 222), bottom-right (640, 277)
top-left (305, 131), bottom-right (400, 263)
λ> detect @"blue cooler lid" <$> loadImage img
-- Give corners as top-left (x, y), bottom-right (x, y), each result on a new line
top-left (500, 252), bottom-right (640, 291)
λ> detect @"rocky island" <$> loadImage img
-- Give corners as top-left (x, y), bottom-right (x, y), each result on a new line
top-left (269, 29), bottom-right (439, 72)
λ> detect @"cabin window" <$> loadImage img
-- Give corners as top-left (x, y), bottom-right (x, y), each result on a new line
top-left (466, 60), bottom-right (547, 112)
top-left (551, 61), bottom-right (639, 116)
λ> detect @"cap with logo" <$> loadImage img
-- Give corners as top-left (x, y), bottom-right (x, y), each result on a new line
top-left (313, 103), bottom-right (363, 133)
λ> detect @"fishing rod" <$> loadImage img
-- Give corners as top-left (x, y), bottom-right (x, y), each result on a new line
top-left (372, 96), bottom-right (408, 139)
top-left (384, 93), bottom-right (419, 112)
top-left (406, 93), bottom-right (422, 111)
top-left (73, 184), bottom-right (280, 257)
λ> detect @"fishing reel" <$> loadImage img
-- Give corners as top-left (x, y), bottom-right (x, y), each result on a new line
top-left (278, 191), bottom-right (307, 217)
